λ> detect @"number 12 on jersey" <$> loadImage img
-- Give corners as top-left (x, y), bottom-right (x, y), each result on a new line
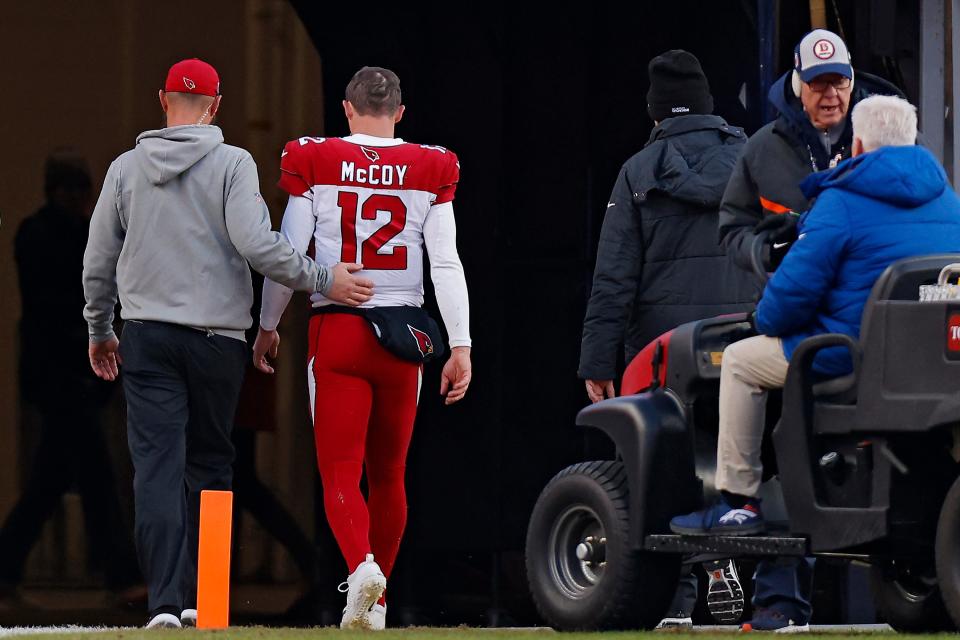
top-left (337, 191), bottom-right (408, 270)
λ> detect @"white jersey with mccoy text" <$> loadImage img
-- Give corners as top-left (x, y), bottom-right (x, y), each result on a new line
top-left (260, 132), bottom-right (470, 348)
top-left (278, 133), bottom-right (460, 308)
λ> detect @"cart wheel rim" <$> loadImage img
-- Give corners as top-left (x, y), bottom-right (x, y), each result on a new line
top-left (547, 504), bottom-right (608, 599)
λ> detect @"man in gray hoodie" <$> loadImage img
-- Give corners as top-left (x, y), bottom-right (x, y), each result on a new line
top-left (82, 58), bottom-right (373, 628)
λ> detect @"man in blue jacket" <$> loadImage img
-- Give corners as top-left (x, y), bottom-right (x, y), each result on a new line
top-left (671, 94), bottom-right (960, 625)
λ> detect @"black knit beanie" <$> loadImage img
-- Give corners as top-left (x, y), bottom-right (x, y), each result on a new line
top-left (646, 50), bottom-right (714, 122)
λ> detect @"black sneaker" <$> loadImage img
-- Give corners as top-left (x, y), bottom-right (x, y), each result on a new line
top-left (703, 559), bottom-right (745, 623)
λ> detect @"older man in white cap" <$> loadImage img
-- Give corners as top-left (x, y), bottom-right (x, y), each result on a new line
top-left (690, 30), bottom-right (905, 632)
top-left (719, 28), bottom-right (903, 271)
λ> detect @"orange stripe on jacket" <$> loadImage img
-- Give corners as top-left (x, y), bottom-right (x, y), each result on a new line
top-left (759, 196), bottom-right (791, 215)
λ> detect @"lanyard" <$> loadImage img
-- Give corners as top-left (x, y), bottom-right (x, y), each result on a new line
top-left (806, 145), bottom-right (845, 172)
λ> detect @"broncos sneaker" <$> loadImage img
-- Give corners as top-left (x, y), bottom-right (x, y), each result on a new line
top-left (742, 606), bottom-right (810, 633)
top-left (670, 497), bottom-right (765, 536)
top-left (339, 553), bottom-right (387, 630)
top-left (704, 559), bottom-right (745, 623)
top-left (368, 602), bottom-right (387, 630)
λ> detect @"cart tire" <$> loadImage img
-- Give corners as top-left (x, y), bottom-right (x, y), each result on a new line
top-left (935, 473), bottom-right (960, 630)
top-left (525, 460), bottom-right (679, 630)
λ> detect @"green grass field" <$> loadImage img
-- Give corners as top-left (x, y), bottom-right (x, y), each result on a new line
top-left (6, 629), bottom-right (947, 640)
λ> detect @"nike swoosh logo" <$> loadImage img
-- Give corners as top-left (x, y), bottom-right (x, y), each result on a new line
top-left (773, 242), bottom-right (790, 249)
top-left (281, 150), bottom-right (288, 157)
top-left (607, 203), bottom-right (616, 208)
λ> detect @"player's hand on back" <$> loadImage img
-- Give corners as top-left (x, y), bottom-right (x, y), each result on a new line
top-left (327, 262), bottom-right (375, 307)
top-left (441, 346), bottom-right (472, 405)
top-left (253, 327), bottom-right (281, 374)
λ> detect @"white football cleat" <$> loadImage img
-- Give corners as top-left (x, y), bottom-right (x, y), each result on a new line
top-left (368, 602), bottom-right (387, 630)
top-left (145, 612), bottom-right (181, 628)
top-left (339, 553), bottom-right (387, 630)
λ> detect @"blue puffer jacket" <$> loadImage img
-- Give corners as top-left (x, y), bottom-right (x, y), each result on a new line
top-left (755, 145), bottom-right (960, 376)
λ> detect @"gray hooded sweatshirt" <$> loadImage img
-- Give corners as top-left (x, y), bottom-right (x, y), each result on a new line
top-left (83, 125), bottom-right (330, 342)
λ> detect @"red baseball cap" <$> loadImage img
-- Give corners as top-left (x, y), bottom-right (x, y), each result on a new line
top-left (164, 58), bottom-right (220, 96)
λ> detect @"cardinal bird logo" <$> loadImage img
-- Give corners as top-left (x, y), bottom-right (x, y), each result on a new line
top-left (361, 146), bottom-right (381, 163)
top-left (407, 325), bottom-right (434, 357)
top-left (183, 77), bottom-right (196, 90)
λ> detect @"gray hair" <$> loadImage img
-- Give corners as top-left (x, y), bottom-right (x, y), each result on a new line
top-left (851, 94), bottom-right (917, 152)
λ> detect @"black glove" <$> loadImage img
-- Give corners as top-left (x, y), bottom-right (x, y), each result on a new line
top-left (755, 214), bottom-right (800, 269)
top-left (754, 213), bottom-right (800, 245)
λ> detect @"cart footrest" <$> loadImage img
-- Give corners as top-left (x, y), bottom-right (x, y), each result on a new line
top-left (644, 534), bottom-right (808, 556)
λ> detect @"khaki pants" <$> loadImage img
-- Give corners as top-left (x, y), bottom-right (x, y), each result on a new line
top-left (715, 335), bottom-right (789, 497)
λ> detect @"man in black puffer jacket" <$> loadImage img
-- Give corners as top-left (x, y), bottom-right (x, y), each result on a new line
top-left (579, 50), bottom-right (757, 627)
top-left (580, 50), bottom-right (757, 401)
top-left (719, 30), bottom-right (904, 272)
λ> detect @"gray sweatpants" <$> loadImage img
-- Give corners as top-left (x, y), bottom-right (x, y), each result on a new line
top-left (714, 335), bottom-right (789, 497)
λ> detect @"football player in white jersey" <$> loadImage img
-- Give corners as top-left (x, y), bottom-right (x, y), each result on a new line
top-left (253, 66), bottom-right (471, 630)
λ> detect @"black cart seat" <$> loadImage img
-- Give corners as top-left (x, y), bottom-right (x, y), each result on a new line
top-left (774, 255), bottom-right (960, 551)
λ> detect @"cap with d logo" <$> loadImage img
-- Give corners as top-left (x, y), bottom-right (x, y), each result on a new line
top-left (794, 29), bottom-right (852, 82)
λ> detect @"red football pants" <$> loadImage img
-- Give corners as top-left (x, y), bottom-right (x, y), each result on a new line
top-left (307, 313), bottom-right (420, 579)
